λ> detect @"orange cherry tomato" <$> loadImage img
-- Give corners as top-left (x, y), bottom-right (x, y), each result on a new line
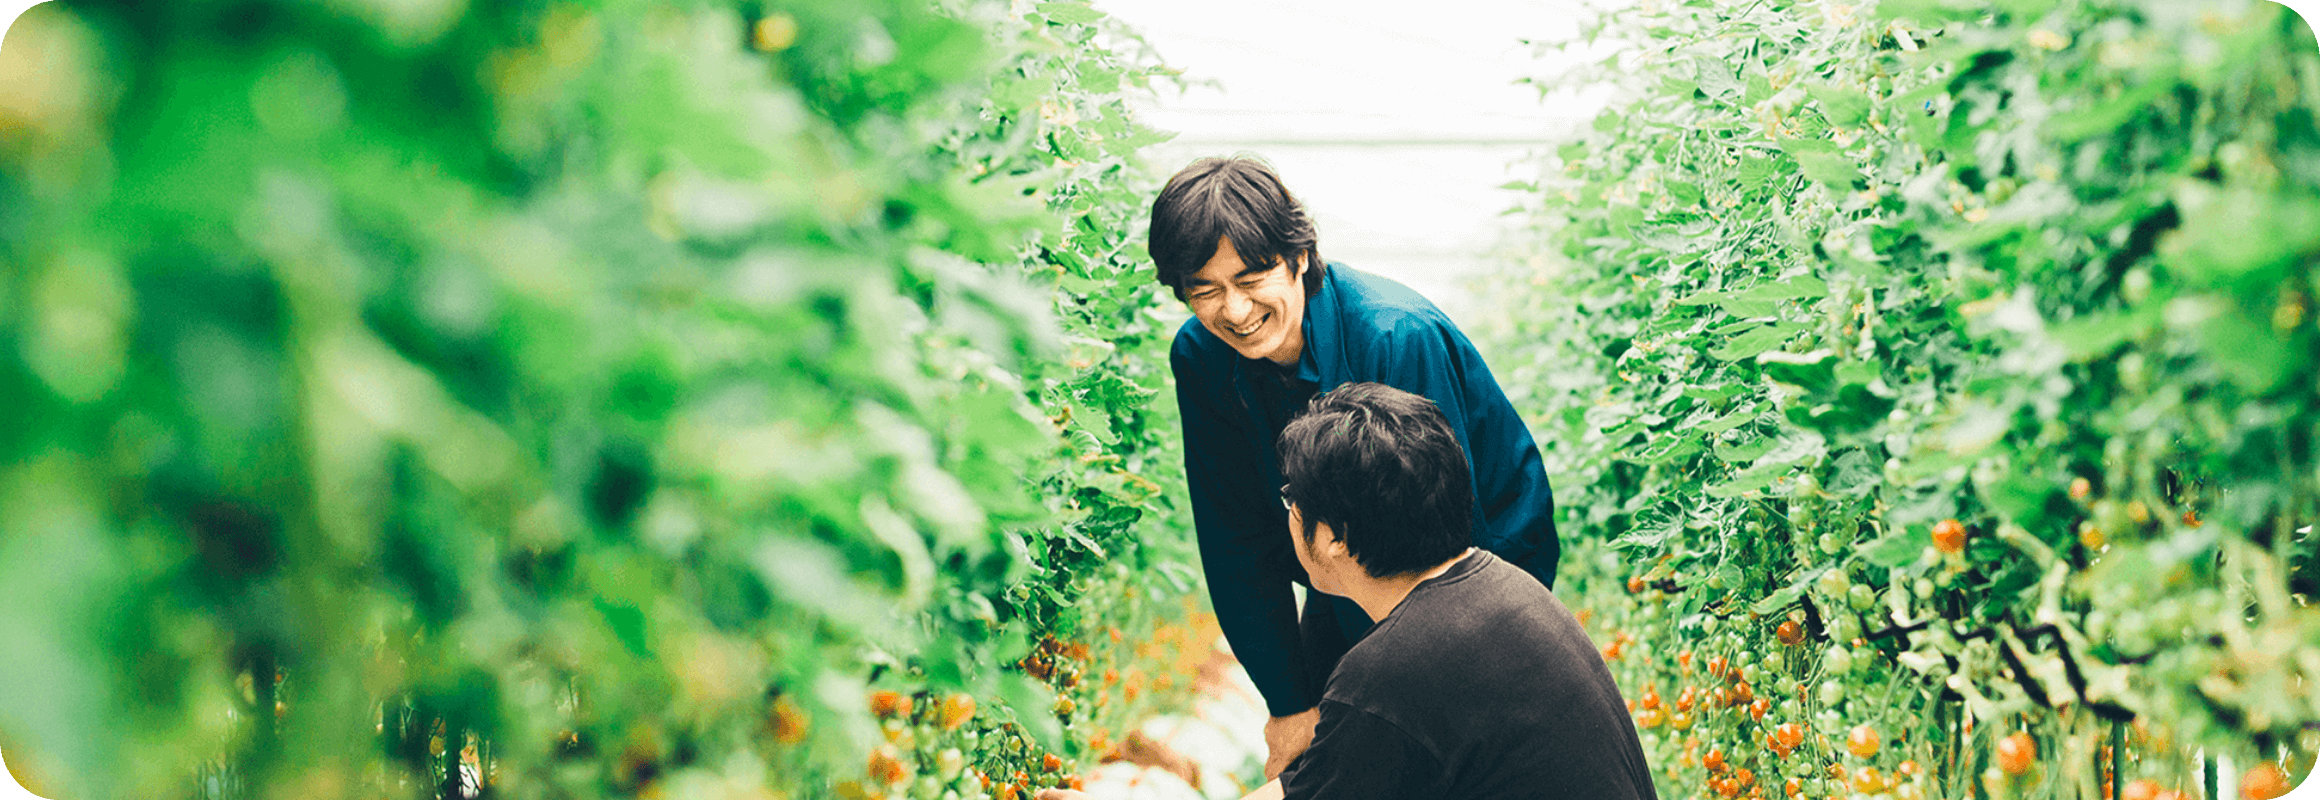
top-left (770, 698), bottom-right (809, 744)
top-left (1997, 732), bottom-right (2036, 776)
top-left (1852, 766), bottom-right (1885, 794)
top-left (1847, 725), bottom-right (1880, 758)
top-left (1933, 518), bottom-right (1967, 554)
top-left (2241, 762), bottom-right (2288, 800)
top-left (867, 747), bottom-right (907, 785)
top-left (869, 690), bottom-right (908, 718)
top-left (940, 693), bottom-right (976, 729)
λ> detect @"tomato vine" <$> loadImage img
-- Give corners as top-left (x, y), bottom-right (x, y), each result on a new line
top-left (1485, 0), bottom-right (2320, 798)
top-left (0, 1), bottom-right (1199, 798)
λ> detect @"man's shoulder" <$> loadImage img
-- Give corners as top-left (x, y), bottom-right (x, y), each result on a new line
top-left (1326, 266), bottom-right (1455, 332)
top-left (1333, 558), bottom-right (1567, 684)
top-left (1320, 268), bottom-right (1475, 369)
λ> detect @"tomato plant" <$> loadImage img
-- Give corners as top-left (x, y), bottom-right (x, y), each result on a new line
top-left (1485, 0), bottom-right (2320, 798)
top-left (0, 0), bottom-right (1205, 798)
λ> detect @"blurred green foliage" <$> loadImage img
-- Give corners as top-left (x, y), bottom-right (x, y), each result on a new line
top-left (1484, 0), bottom-right (2320, 797)
top-left (0, 0), bottom-right (1195, 797)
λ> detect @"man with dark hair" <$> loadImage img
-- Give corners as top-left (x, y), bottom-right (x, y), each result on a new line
top-left (1041, 383), bottom-right (1655, 800)
top-left (1150, 155), bottom-right (1561, 774)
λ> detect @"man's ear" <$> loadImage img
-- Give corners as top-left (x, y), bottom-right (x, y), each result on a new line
top-left (1315, 520), bottom-right (1349, 558)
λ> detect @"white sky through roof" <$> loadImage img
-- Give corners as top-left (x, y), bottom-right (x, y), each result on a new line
top-left (1095, 0), bottom-right (1621, 324)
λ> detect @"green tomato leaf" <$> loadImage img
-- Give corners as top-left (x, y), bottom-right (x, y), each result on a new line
top-left (1700, 403), bottom-right (1763, 434)
top-left (1753, 567), bottom-right (1830, 615)
top-left (1037, 1), bottom-right (1105, 25)
top-left (1806, 81), bottom-right (1871, 128)
top-left (1856, 530), bottom-right (1926, 568)
top-left (1709, 322), bottom-right (1804, 360)
top-left (1708, 461), bottom-right (1787, 498)
top-left (1758, 349), bottom-right (1839, 393)
top-left (1714, 436), bottom-right (1774, 463)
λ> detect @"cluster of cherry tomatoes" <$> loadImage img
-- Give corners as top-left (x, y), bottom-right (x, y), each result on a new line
top-left (838, 688), bottom-right (1082, 800)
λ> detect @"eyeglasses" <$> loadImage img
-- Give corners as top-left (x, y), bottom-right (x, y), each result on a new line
top-left (1279, 484), bottom-right (1294, 511)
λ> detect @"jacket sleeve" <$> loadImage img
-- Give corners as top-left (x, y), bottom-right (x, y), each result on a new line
top-left (1174, 343), bottom-right (1319, 717)
top-left (1370, 313), bottom-right (1561, 590)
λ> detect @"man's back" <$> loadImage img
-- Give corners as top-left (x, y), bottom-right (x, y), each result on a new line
top-left (1281, 551), bottom-right (1658, 800)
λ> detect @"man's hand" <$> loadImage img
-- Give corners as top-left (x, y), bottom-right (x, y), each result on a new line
top-left (1262, 706), bottom-right (1321, 780)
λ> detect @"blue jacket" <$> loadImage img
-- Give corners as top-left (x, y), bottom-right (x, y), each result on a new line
top-left (1170, 265), bottom-right (1560, 717)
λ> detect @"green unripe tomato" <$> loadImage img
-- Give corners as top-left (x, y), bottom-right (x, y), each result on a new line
top-left (1847, 584), bottom-right (1875, 612)
top-left (2117, 352), bottom-right (2147, 392)
top-left (1004, 735), bottom-right (1026, 754)
top-left (1795, 472), bottom-right (1821, 497)
top-left (1765, 650), bottom-right (1786, 672)
top-left (959, 730), bottom-right (980, 752)
top-left (1986, 177), bottom-right (2020, 205)
top-left (1818, 531), bottom-right (1845, 554)
top-left (1826, 644), bottom-right (1855, 674)
top-left (915, 774), bottom-right (944, 800)
top-left (1834, 615), bottom-right (1862, 643)
top-left (1913, 578), bottom-right (1934, 601)
top-left (2122, 268), bottom-right (2152, 303)
top-left (1818, 569), bottom-right (1850, 599)
top-left (937, 748), bottom-right (966, 781)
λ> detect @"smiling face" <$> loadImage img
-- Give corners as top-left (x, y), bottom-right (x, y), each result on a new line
top-left (1183, 237), bottom-right (1308, 365)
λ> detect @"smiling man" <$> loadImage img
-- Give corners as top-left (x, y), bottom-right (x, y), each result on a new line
top-left (1147, 156), bottom-right (1561, 776)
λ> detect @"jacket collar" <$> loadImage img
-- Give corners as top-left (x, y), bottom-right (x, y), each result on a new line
top-left (1296, 264), bottom-right (1344, 385)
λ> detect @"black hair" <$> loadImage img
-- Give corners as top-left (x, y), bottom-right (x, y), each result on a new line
top-left (1146, 155), bottom-right (1324, 300)
top-left (1277, 382), bottom-right (1473, 579)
